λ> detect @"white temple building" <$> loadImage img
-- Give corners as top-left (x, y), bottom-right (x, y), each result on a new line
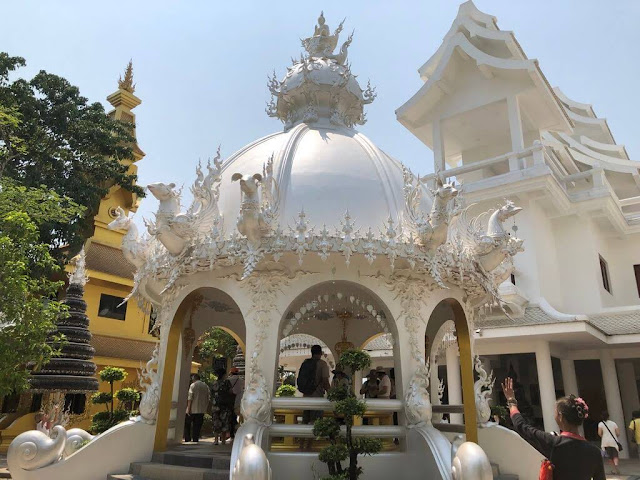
top-left (7, 2), bottom-right (639, 479)
top-left (397, 0), bottom-right (640, 457)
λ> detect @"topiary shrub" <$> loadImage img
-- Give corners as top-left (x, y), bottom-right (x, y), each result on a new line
top-left (276, 384), bottom-right (297, 397)
top-left (90, 367), bottom-right (140, 434)
top-left (314, 349), bottom-right (381, 480)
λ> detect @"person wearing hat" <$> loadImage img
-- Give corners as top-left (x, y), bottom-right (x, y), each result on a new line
top-left (376, 366), bottom-right (391, 400)
top-left (331, 365), bottom-right (351, 392)
top-left (360, 369), bottom-right (379, 399)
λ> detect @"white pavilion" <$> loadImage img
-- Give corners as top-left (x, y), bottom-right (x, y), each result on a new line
top-left (7, 2), bottom-right (639, 480)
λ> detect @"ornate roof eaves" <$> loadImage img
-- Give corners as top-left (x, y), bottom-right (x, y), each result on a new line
top-left (418, 14), bottom-right (523, 82)
top-left (579, 135), bottom-right (629, 161)
top-left (553, 87), bottom-right (594, 115)
top-left (556, 132), bottom-right (639, 173)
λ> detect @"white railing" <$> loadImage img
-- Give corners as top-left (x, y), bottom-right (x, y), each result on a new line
top-left (271, 397), bottom-right (402, 412)
top-left (268, 424), bottom-right (405, 438)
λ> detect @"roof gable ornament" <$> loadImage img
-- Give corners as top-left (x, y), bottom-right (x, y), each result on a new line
top-left (267, 13), bottom-right (375, 130)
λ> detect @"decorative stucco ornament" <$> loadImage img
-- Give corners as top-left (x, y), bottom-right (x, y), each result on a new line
top-left (67, 247), bottom-right (88, 286)
top-left (267, 13), bottom-right (375, 129)
top-left (232, 434), bottom-right (272, 480)
top-left (451, 442), bottom-right (493, 480)
top-left (63, 428), bottom-right (94, 457)
top-left (7, 425), bottom-right (66, 472)
top-left (108, 207), bottom-right (149, 268)
top-left (240, 367), bottom-right (272, 426)
top-left (145, 150), bottom-right (223, 256)
top-left (473, 355), bottom-right (495, 425)
top-left (137, 343), bottom-right (161, 424)
top-left (404, 362), bottom-right (432, 426)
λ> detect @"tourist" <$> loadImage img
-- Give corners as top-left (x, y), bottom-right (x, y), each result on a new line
top-left (502, 377), bottom-right (605, 479)
top-left (297, 344), bottom-right (330, 450)
top-left (376, 366), bottom-right (391, 399)
top-left (598, 411), bottom-right (621, 475)
top-left (331, 365), bottom-right (350, 392)
top-left (360, 370), bottom-right (379, 398)
top-left (228, 367), bottom-right (244, 437)
top-left (210, 368), bottom-right (235, 445)
top-left (185, 373), bottom-right (210, 443)
top-left (629, 410), bottom-right (640, 459)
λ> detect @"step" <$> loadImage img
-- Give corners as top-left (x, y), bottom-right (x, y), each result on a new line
top-left (152, 451), bottom-right (231, 470)
top-left (495, 475), bottom-right (519, 480)
top-left (130, 462), bottom-right (229, 480)
top-left (107, 475), bottom-right (148, 480)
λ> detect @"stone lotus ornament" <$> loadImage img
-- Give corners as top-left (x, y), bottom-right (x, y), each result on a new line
top-left (404, 362), bottom-right (432, 426)
top-left (451, 442), bottom-right (493, 480)
top-left (473, 355), bottom-right (495, 426)
top-left (8, 425), bottom-right (67, 472)
top-left (232, 434), bottom-right (272, 480)
top-left (108, 206), bottom-right (149, 268)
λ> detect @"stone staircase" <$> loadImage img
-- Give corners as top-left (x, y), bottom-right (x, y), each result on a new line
top-left (491, 462), bottom-right (519, 480)
top-left (108, 442), bottom-right (231, 480)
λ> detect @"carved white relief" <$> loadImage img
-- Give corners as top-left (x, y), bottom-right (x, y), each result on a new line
top-left (404, 362), bottom-right (432, 426)
top-left (451, 442), bottom-right (493, 480)
top-left (8, 425), bottom-right (67, 472)
top-left (108, 206), bottom-right (149, 268)
top-left (67, 247), bottom-right (88, 286)
top-left (473, 355), bottom-right (495, 426)
top-left (138, 343), bottom-right (161, 424)
top-left (63, 428), bottom-right (94, 457)
top-left (232, 433), bottom-right (272, 480)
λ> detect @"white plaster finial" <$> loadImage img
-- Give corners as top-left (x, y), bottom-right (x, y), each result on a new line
top-left (68, 247), bottom-right (88, 286)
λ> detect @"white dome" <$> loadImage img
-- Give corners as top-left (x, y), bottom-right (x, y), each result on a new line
top-left (218, 121), bottom-right (430, 236)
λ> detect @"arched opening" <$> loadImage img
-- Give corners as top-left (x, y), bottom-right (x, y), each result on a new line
top-left (154, 287), bottom-right (246, 451)
top-left (278, 334), bottom-right (335, 393)
top-left (425, 298), bottom-right (478, 443)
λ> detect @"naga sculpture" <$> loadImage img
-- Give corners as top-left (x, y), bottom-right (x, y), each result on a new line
top-left (232, 434), bottom-right (272, 480)
top-left (473, 355), bottom-right (495, 425)
top-left (138, 343), bottom-right (161, 424)
top-left (108, 206), bottom-right (148, 267)
top-left (146, 152), bottom-right (223, 256)
top-left (8, 425), bottom-right (67, 472)
top-left (451, 442), bottom-right (493, 480)
top-left (404, 363), bottom-right (432, 426)
top-left (403, 168), bottom-right (458, 250)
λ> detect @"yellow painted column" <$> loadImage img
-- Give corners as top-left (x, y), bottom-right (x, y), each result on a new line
top-left (153, 307), bottom-right (184, 451)
top-left (450, 300), bottom-right (478, 443)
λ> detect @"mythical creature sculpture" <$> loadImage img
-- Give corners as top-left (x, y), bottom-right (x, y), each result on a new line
top-left (241, 370), bottom-right (272, 426)
top-left (403, 169), bottom-right (459, 250)
top-left (404, 363), bottom-right (432, 426)
top-left (146, 152), bottom-right (223, 256)
top-left (232, 434), bottom-right (272, 480)
top-left (451, 442), bottom-right (493, 480)
top-left (108, 207), bottom-right (149, 267)
top-left (449, 200), bottom-right (523, 273)
top-left (473, 355), bottom-right (495, 425)
top-left (8, 425), bottom-right (67, 472)
top-left (138, 344), bottom-right (161, 424)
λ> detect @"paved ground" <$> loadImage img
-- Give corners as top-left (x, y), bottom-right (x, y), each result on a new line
top-left (606, 458), bottom-right (640, 479)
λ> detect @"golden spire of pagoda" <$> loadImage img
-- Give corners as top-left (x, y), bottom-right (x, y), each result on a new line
top-left (118, 59), bottom-right (135, 93)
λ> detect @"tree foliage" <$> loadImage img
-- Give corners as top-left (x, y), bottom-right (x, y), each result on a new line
top-left (0, 52), bottom-right (144, 256)
top-left (198, 327), bottom-right (238, 360)
top-left (0, 180), bottom-right (82, 398)
top-left (90, 366), bottom-right (138, 434)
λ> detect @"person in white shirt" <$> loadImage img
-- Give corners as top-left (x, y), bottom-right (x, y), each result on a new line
top-left (598, 410), bottom-right (621, 475)
top-left (185, 374), bottom-right (210, 443)
top-left (376, 366), bottom-right (391, 399)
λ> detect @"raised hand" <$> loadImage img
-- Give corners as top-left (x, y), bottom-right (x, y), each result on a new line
top-left (502, 377), bottom-right (515, 401)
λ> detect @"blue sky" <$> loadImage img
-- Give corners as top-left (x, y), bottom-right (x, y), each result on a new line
top-left (2, 1), bottom-right (639, 222)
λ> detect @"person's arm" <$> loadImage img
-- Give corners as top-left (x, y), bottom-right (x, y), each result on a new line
top-left (502, 378), bottom-right (557, 459)
top-left (597, 423), bottom-right (603, 438)
top-left (187, 384), bottom-right (194, 415)
top-left (321, 363), bottom-right (331, 392)
top-left (614, 422), bottom-right (620, 437)
top-left (360, 381), bottom-right (368, 395)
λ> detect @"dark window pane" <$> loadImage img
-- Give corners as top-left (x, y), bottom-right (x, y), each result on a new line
top-left (599, 255), bottom-right (611, 294)
top-left (98, 294), bottom-right (127, 320)
top-left (64, 393), bottom-right (86, 415)
top-left (634, 265), bottom-right (640, 298)
top-left (30, 393), bottom-right (43, 412)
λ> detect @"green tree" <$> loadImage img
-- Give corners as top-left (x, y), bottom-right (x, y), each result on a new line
top-left (90, 367), bottom-right (139, 434)
top-left (0, 180), bottom-right (82, 398)
top-left (0, 52), bottom-right (144, 256)
top-left (198, 327), bottom-right (238, 361)
top-left (314, 349), bottom-right (381, 480)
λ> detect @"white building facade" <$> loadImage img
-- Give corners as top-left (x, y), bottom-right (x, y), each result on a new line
top-left (398, 0), bottom-right (640, 457)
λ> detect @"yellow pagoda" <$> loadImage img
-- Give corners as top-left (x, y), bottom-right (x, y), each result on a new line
top-left (0, 63), bottom-right (156, 450)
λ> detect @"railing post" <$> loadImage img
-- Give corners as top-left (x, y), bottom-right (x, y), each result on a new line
top-left (532, 140), bottom-right (545, 165)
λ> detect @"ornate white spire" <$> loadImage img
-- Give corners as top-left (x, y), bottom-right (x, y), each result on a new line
top-left (266, 13), bottom-right (376, 130)
top-left (68, 247), bottom-right (88, 286)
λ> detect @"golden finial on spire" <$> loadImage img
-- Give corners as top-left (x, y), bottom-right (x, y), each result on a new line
top-left (118, 59), bottom-right (135, 93)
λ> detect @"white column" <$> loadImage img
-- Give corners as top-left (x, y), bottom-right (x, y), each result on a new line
top-left (560, 358), bottom-right (583, 436)
top-left (507, 95), bottom-right (524, 171)
top-left (446, 345), bottom-right (463, 425)
top-left (535, 341), bottom-right (558, 432)
top-left (601, 350), bottom-right (630, 458)
top-left (432, 119), bottom-right (446, 173)
top-left (618, 361), bottom-right (640, 428)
